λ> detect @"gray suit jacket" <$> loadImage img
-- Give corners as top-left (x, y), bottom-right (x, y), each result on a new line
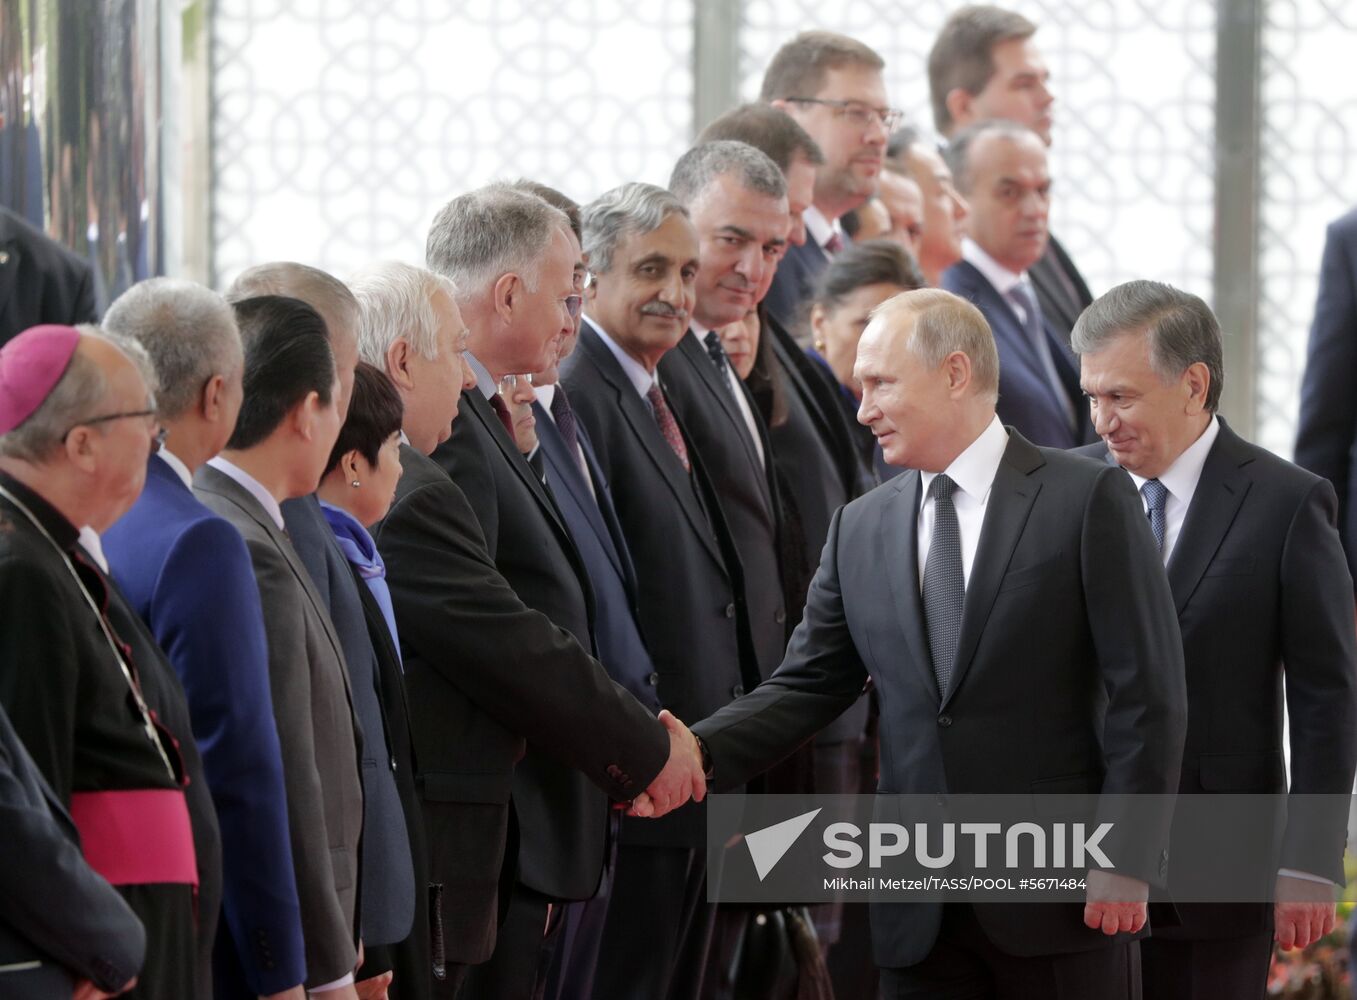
top-left (0, 703), bottom-right (145, 999)
top-left (195, 466), bottom-right (364, 987)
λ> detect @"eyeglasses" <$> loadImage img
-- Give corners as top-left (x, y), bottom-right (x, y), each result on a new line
top-left (563, 294), bottom-right (583, 321)
top-left (784, 97), bottom-right (903, 132)
top-left (497, 373), bottom-right (534, 394)
top-left (574, 268), bottom-right (594, 293)
top-left (61, 409), bottom-right (162, 445)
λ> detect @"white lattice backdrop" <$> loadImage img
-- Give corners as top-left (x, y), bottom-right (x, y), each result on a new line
top-left (212, 0), bottom-right (692, 288)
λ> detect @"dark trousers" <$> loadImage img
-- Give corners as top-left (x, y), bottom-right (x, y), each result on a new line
top-left (123, 884), bottom-right (197, 1000)
top-left (459, 883), bottom-right (564, 1000)
top-left (878, 904), bottom-right (1141, 1000)
top-left (544, 814), bottom-right (618, 1000)
top-left (592, 844), bottom-right (715, 1000)
top-left (1140, 930), bottom-right (1272, 1000)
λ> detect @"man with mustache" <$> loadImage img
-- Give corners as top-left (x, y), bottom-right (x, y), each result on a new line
top-left (560, 182), bottom-right (753, 1000)
top-left (941, 120), bottom-right (1092, 447)
top-left (760, 31), bottom-right (894, 330)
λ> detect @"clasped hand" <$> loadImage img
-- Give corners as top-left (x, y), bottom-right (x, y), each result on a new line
top-left (627, 710), bottom-right (706, 818)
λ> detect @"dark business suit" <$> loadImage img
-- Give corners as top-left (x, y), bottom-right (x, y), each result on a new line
top-left (436, 382), bottom-right (628, 1000)
top-left (534, 394), bottom-right (660, 1000)
top-left (0, 206), bottom-right (97, 345)
top-left (659, 331), bottom-right (788, 680)
top-left (1028, 234), bottom-right (1094, 347)
top-left (1078, 422), bottom-right (1357, 998)
top-left (1294, 206), bottom-right (1357, 587)
top-left (194, 466), bottom-right (365, 989)
top-left (282, 494), bottom-right (416, 960)
top-left (562, 323), bottom-right (754, 1000)
top-left (371, 443), bottom-right (668, 996)
top-left (693, 431), bottom-right (1188, 991)
top-left (942, 259), bottom-right (1092, 448)
top-left (764, 237), bottom-right (831, 331)
top-left (0, 700), bottom-right (146, 1000)
top-left (105, 455), bottom-right (305, 998)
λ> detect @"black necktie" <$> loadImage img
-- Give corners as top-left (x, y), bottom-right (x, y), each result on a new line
top-left (922, 474), bottom-right (965, 696)
top-left (1142, 478), bottom-right (1168, 555)
top-left (551, 386), bottom-right (579, 457)
top-left (703, 330), bottom-right (738, 402)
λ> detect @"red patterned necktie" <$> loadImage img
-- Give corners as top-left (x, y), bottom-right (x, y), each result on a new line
top-left (824, 231), bottom-right (844, 255)
top-left (646, 383), bottom-right (690, 473)
top-left (488, 393), bottom-right (515, 438)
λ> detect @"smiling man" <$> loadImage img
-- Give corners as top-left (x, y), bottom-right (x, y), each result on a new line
top-left (941, 119), bottom-right (1090, 447)
top-left (760, 31), bottom-right (894, 326)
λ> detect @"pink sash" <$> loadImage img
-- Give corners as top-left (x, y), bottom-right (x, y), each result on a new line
top-left (69, 788), bottom-right (198, 887)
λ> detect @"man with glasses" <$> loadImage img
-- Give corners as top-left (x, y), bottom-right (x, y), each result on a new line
top-left (425, 183), bottom-right (701, 1000)
top-left (760, 30), bottom-right (896, 329)
top-left (0, 323), bottom-right (217, 1000)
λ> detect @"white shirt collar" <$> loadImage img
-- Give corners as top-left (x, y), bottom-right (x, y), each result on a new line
top-left (534, 383), bottom-right (557, 416)
top-left (207, 455), bottom-right (287, 531)
top-left (585, 316), bottom-right (659, 400)
top-left (920, 415), bottom-right (1010, 507)
top-left (962, 237), bottom-right (1026, 297)
top-left (157, 448), bottom-right (193, 490)
top-left (688, 321), bottom-right (711, 342)
top-left (77, 526), bottom-right (109, 573)
top-left (464, 351), bottom-right (497, 400)
top-left (1125, 415), bottom-right (1220, 507)
top-left (803, 206), bottom-right (841, 251)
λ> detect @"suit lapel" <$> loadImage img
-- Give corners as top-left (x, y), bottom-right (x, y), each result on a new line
top-left (581, 326), bottom-right (726, 568)
top-left (943, 434), bottom-right (1045, 710)
top-left (678, 333), bottom-right (770, 505)
top-left (881, 472), bottom-right (940, 697)
top-left (1166, 422), bottom-right (1253, 615)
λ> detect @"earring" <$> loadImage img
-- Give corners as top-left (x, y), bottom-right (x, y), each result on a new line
top-left (813, 338), bottom-right (826, 353)
top-left (350, 480), bottom-right (361, 488)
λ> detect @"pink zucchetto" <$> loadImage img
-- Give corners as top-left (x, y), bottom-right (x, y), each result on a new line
top-left (0, 325), bottom-right (82, 435)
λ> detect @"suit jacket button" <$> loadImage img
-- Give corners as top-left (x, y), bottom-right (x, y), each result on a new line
top-left (724, 603), bottom-right (736, 619)
top-left (607, 764), bottom-right (622, 779)
top-left (390, 756), bottom-right (398, 771)
top-left (938, 715), bottom-right (952, 728)
top-left (731, 684), bottom-right (745, 698)
top-left (774, 609), bottom-right (786, 624)
top-left (648, 672), bottom-right (660, 686)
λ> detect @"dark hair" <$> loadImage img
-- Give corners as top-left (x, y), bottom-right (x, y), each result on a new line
top-left (886, 125), bottom-right (922, 166)
top-left (927, 5), bottom-right (1037, 135)
top-left (511, 179), bottom-right (582, 245)
top-left (698, 103), bottom-right (825, 173)
top-left (227, 296), bottom-right (336, 450)
top-left (840, 207), bottom-right (864, 240)
top-left (943, 118), bottom-right (1041, 193)
top-left (324, 361), bottom-right (404, 474)
top-left (759, 30), bottom-right (885, 102)
top-left (810, 239), bottom-right (926, 313)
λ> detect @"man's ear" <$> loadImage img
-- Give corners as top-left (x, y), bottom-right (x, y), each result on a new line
top-left (386, 338), bottom-right (416, 392)
top-left (292, 391), bottom-right (322, 441)
top-left (945, 88), bottom-right (975, 131)
top-left (492, 272), bottom-right (520, 326)
top-left (201, 374), bottom-right (227, 420)
top-left (1182, 361), bottom-right (1211, 416)
top-left (63, 426), bottom-right (99, 473)
top-left (944, 350), bottom-right (974, 395)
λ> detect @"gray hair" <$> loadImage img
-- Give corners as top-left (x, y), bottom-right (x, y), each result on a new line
top-left (582, 183), bottom-right (690, 276)
top-left (668, 140), bottom-right (788, 207)
top-left (1071, 280), bottom-right (1225, 412)
top-left (943, 119), bottom-right (1042, 193)
top-left (225, 261), bottom-right (359, 348)
top-left (874, 288), bottom-right (1000, 403)
top-left (0, 325), bottom-right (158, 462)
top-left (425, 183), bottom-right (571, 295)
top-left (348, 261), bottom-right (460, 364)
top-left (102, 278), bottom-right (242, 420)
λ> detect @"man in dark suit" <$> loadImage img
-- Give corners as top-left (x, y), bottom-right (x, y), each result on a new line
top-left (677, 288), bottom-right (1188, 998)
top-left (1294, 205), bottom-right (1357, 587)
top-left (0, 700), bottom-right (145, 1000)
top-left (0, 325), bottom-right (216, 1000)
top-left (760, 31), bottom-right (893, 330)
top-left (941, 120), bottom-right (1091, 448)
top-left (928, 5), bottom-right (1094, 342)
top-left (226, 262), bottom-right (412, 998)
top-left (0, 206), bottom-right (97, 345)
top-left (193, 297), bottom-right (366, 1000)
top-left (1074, 280), bottom-right (1357, 999)
top-left (101, 279), bottom-right (308, 1000)
top-left (664, 141), bottom-right (791, 684)
top-left (561, 181), bottom-right (751, 1000)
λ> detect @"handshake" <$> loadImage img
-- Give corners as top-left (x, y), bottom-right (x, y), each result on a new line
top-left (627, 710), bottom-right (707, 819)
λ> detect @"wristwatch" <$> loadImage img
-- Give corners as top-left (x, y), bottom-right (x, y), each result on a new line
top-left (695, 734), bottom-right (715, 780)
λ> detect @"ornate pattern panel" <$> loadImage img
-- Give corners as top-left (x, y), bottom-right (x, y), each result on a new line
top-left (212, 1), bottom-right (692, 289)
top-left (741, 1), bottom-right (1217, 305)
top-left (1258, 3), bottom-right (1357, 458)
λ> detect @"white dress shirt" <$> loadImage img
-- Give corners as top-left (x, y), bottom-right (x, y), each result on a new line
top-left (158, 448), bottom-right (194, 490)
top-left (916, 416), bottom-right (1010, 590)
top-left (77, 526), bottom-right (109, 573)
top-left (687, 323), bottom-right (765, 467)
top-left (1124, 416), bottom-right (1220, 566)
top-left (803, 205), bottom-right (844, 255)
top-left (587, 317), bottom-right (661, 402)
top-left (206, 455), bottom-right (286, 531)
